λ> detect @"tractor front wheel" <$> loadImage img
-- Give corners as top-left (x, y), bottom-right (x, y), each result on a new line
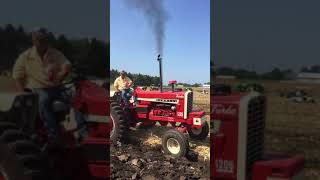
top-left (110, 102), bottom-right (129, 143)
top-left (0, 122), bottom-right (52, 180)
top-left (188, 121), bottom-right (209, 140)
top-left (162, 129), bottom-right (189, 157)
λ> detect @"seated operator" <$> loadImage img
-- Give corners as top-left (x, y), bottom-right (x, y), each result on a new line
top-left (113, 71), bottom-right (133, 107)
top-left (12, 27), bottom-right (88, 144)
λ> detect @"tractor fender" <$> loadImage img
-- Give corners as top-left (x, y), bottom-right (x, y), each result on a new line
top-left (0, 92), bottom-right (20, 112)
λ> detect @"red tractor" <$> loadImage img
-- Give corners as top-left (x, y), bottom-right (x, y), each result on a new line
top-left (210, 84), bottom-right (305, 180)
top-left (110, 55), bottom-right (209, 157)
top-left (0, 67), bottom-right (109, 180)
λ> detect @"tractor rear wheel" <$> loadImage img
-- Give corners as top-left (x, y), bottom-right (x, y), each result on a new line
top-left (110, 102), bottom-right (129, 143)
top-left (162, 129), bottom-right (189, 157)
top-left (0, 122), bottom-right (52, 180)
top-left (188, 121), bottom-right (209, 140)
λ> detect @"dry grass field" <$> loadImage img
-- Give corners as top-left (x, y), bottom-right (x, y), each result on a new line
top-left (216, 79), bottom-right (320, 180)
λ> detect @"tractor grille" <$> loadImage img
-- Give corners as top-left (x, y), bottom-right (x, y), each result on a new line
top-left (246, 96), bottom-right (266, 177)
top-left (186, 92), bottom-right (193, 115)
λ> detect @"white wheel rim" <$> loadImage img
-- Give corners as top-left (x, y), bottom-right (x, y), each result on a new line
top-left (190, 128), bottom-right (202, 135)
top-left (166, 138), bottom-right (181, 155)
top-left (110, 114), bottom-right (115, 138)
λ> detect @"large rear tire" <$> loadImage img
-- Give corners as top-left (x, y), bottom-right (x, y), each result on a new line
top-left (0, 122), bottom-right (52, 180)
top-left (187, 121), bottom-right (209, 140)
top-left (162, 129), bottom-right (189, 158)
top-left (110, 102), bottom-right (129, 143)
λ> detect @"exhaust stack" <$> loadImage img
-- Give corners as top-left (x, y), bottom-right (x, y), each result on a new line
top-left (157, 54), bottom-right (163, 92)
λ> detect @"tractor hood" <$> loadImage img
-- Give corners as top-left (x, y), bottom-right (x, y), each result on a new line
top-left (0, 92), bottom-right (19, 112)
top-left (135, 88), bottom-right (186, 99)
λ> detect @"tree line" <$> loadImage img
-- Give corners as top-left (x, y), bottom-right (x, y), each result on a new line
top-left (0, 24), bottom-right (109, 78)
top-left (213, 65), bottom-right (320, 80)
top-left (110, 69), bottom-right (207, 87)
top-left (110, 69), bottom-right (160, 86)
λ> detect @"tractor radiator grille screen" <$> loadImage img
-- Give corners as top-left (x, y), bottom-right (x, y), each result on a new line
top-left (246, 96), bottom-right (266, 177)
top-left (187, 92), bottom-right (193, 115)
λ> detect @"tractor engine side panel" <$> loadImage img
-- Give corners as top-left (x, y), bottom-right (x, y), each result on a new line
top-left (135, 104), bottom-right (150, 119)
top-left (152, 103), bottom-right (175, 117)
top-left (135, 90), bottom-right (188, 120)
top-left (211, 99), bottom-right (240, 179)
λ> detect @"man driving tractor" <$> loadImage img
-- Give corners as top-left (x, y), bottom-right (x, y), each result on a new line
top-left (113, 71), bottom-right (133, 107)
top-left (12, 27), bottom-right (88, 144)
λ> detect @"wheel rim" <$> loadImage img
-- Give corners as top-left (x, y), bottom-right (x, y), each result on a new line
top-left (110, 114), bottom-right (115, 138)
top-left (166, 138), bottom-right (181, 155)
top-left (190, 127), bottom-right (202, 135)
top-left (0, 169), bottom-right (10, 180)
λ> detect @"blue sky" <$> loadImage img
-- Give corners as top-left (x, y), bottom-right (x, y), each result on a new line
top-left (111, 0), bottom-right (210, 84)
top-left (214, 0), bottom-right (320, 72)
top-left (0, 0), bottom-right (108, 41)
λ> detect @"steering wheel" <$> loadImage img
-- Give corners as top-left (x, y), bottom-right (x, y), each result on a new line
top-left (60, 64), bottom-right (88, 86)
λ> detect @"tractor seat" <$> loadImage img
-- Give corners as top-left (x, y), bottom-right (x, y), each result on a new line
top-left (52, 100), bottom-right (69, 112)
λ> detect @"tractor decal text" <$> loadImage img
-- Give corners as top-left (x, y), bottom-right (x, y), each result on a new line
top-left (156, 98), bottom-right (178, 103)
top-left (212, 104), bottom-right (237, 115)
top-left (215, 159), bottom-right (234, 173)
top-left (177, 112), bottom-right (183, 117)
top-left (176, 95), bottom-right (184, 98)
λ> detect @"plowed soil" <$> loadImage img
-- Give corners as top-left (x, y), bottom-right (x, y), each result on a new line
top-left (110, 125), bottom-right (210, 180)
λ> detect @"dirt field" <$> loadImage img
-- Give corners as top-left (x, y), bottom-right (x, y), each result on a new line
top-left (110, 86), bottom-right (210, 179)
top-left (215, 79), bottom-right (320, 180)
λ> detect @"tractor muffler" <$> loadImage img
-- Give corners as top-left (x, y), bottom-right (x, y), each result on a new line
top-left (157, 54), bottom-right (163, 93)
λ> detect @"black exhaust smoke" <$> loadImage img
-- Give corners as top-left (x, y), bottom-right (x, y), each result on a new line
top-left (123, 0), bottom-right (168, 55)
top-left (123, 0), bottom-right (168, 93)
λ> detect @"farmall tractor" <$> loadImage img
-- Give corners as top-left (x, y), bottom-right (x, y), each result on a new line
top-left (211, 84), bottom-right (305, 180)
top-left (0, 67), bottom-right (109, 180)
top-left (110, 55), bottom-right (209, 157)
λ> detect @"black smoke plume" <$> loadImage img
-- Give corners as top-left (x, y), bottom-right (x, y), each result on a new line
top-left (123, 0), bottom-right (169, 55)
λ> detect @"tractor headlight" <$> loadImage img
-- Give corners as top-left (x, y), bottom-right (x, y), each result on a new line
top-left (193, 118), bottom-right (202, 126)
top-left (171, 106), bottom-right (176, 111)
